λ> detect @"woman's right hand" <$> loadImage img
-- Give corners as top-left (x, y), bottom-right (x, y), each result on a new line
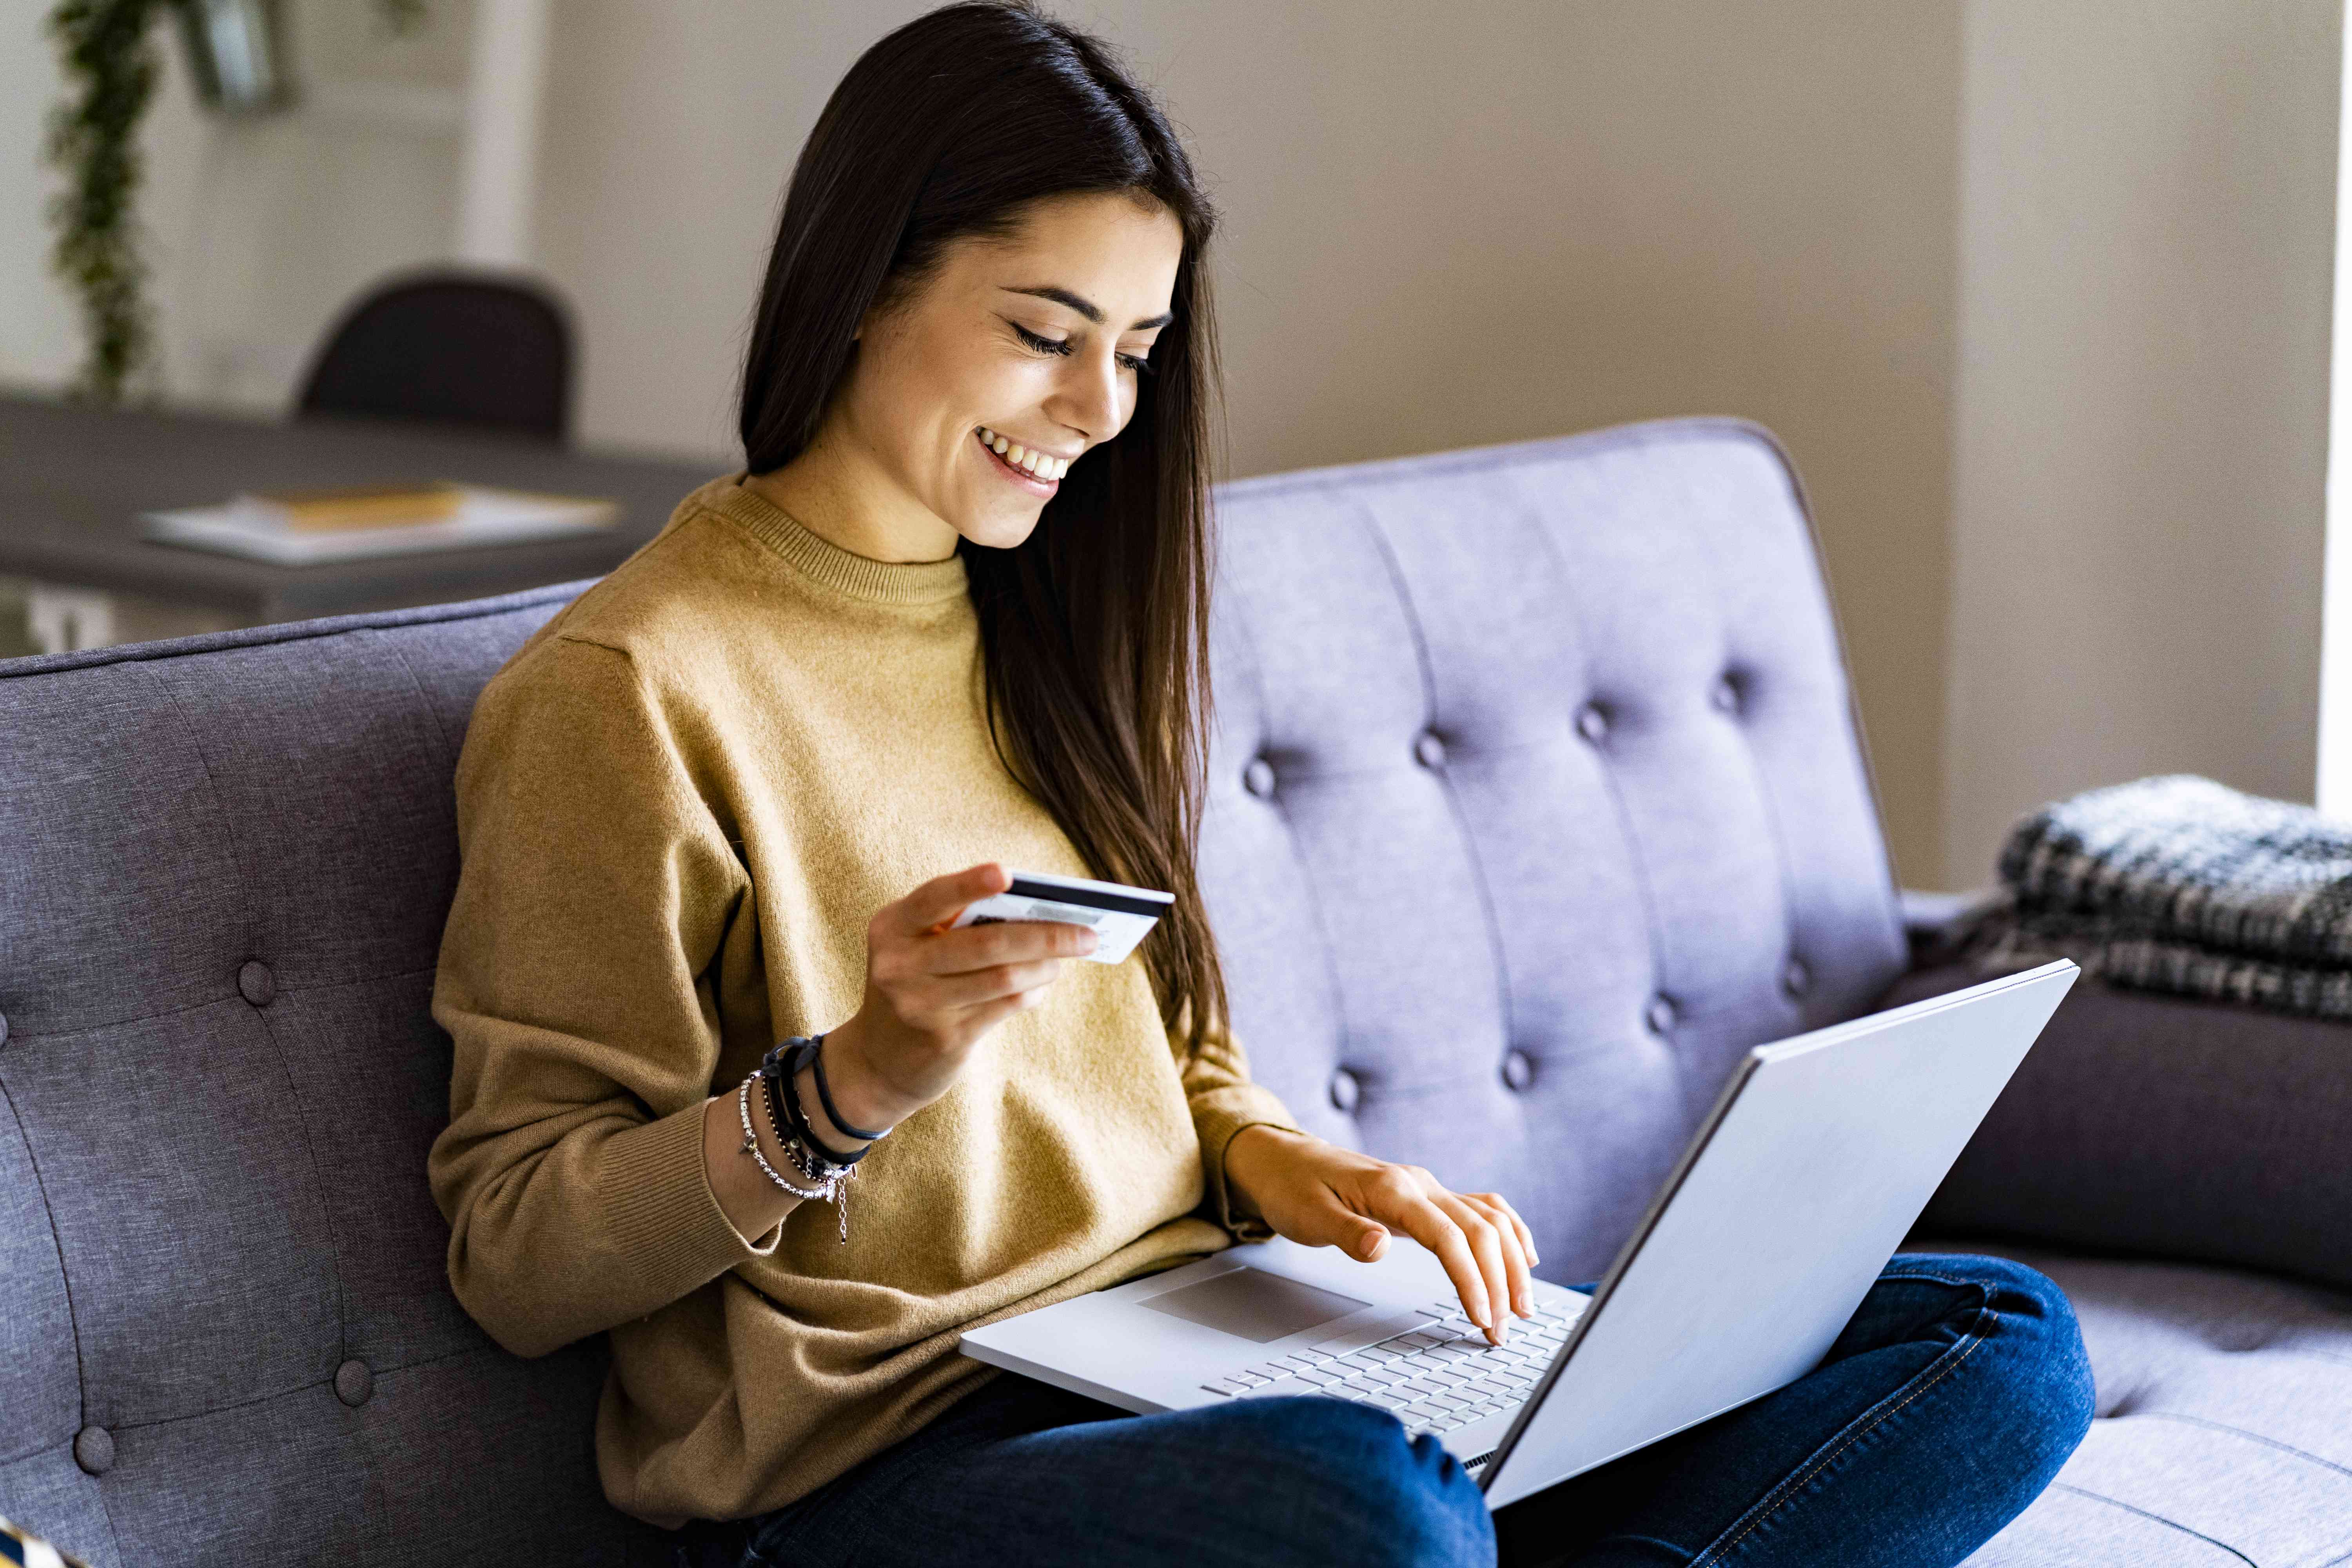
top-left (702, 862), bottom-right (1095, 1245)
top-left (816, 863), bottom-right (1098, 1135)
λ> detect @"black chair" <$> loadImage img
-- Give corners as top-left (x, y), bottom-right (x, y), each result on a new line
top-left (296, 269), bottom-right (575, 443)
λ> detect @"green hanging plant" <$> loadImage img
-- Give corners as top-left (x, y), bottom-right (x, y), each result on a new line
top-left (43, 0), bottom-right (434, 405)
top-left (44, 0), bottom-right (171, 405)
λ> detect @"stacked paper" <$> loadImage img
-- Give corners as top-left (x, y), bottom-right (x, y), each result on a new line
top-left (140, 484), bottom-right (620, 565)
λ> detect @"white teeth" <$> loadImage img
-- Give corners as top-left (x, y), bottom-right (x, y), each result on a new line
top-left (977, 428), bottom-right (1066, 480)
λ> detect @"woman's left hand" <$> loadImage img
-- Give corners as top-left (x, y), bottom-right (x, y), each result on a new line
top-left (1222, 1124), bottom-right (1540, 1345)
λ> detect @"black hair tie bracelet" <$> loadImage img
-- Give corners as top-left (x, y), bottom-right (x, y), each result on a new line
top-left (760, 1041), bottom-right (862, 1168)
top-left (809, 1033), bottom-right (894, 1143)
top-left (760, 1036), bottom-right (891, 1164)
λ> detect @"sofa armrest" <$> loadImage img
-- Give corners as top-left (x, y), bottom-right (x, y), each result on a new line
top-left (1898, 886), bottom-right (2007, 967)
top-left (1887, 960), bottom-right (2352, 1293)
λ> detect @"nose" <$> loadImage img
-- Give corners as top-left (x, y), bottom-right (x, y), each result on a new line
top-left (1051, 343), bottom-right (1129, 450)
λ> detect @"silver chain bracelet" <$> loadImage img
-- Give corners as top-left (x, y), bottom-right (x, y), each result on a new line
top-left (735, 1073), bottom-right (856, 1243)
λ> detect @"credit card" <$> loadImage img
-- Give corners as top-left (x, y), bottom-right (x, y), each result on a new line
top-left (947, 869), bottom-right (1175, 964)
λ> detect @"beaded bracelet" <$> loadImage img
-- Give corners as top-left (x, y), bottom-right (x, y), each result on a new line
top-left (734, 1036), bottom-right (897, 1246)
top-left (735, 1068), bottom-right (862, 1245)
top-left (763, 1070), bottom-right (846, 1184)
top-left (735, 1073), bottom-right (836, 1214)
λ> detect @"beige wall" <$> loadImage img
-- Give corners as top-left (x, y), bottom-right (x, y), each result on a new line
top-left (1944, 0), bottom-right (2339, 884)
top-left (534, 0), bottom-right (1965, 884)
top-left (5, 2), bottom-right (2340, 889)
top-left (1181, 1), bottom-right (1964, 889)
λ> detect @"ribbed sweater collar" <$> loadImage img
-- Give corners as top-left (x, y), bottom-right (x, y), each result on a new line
top-left (708, 474), bottom-right (969, 606)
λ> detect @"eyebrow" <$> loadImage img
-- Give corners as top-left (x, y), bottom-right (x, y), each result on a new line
top-left (1001, 285), bottom-right (1173, 331)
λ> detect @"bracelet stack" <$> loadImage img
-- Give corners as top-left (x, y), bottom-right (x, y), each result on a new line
top-left (736, 1076), bottom-right (830, 1201)
top-left (734, 1033), bottom-right (894, 1245)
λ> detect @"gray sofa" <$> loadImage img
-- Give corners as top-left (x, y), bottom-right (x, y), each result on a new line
top-left (3, 417), bottom-right (2345, 1565)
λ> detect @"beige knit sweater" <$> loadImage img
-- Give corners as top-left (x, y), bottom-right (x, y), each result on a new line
top-left (426, 474), bottom-right (1300, 1529)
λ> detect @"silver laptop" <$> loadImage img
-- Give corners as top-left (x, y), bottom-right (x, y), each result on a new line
top-left (961, 959), bottom-right (2078, 1510)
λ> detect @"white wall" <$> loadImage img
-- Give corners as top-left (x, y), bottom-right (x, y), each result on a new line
top-left (1943, 0), bottom-right (2339, 884)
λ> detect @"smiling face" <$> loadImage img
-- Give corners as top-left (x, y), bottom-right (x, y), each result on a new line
top-left (747, 189), bottom-right (1185, 563)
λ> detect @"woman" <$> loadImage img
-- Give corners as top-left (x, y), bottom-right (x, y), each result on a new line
top-left (427, 5), bottom-right (2094, 1564)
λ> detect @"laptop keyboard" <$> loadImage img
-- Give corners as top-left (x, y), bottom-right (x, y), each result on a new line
top-left (1197, 1295), bottom-right (1585, 1439)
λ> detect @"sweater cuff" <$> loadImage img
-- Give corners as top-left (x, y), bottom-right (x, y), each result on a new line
top-left (595, 1098), bottom-right (780, 1302)
top-left (1191, 1086), bottom-right (1303, 1242)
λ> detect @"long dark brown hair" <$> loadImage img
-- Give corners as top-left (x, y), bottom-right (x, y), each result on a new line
top-left (738, 2), bottom-right (1229, 1059)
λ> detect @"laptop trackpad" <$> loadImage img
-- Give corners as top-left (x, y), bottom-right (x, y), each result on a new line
top-left (1138, 1270), bottom-right (1371, 1344)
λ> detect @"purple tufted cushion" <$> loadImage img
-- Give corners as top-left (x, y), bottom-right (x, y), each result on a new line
top-left (1195, 417), bottom-right (1909, 1283)
top-left (0, 585), bottom-right (654, 1568)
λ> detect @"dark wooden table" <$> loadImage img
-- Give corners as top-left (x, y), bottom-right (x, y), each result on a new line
top-left (0, 389), bottom-right (727, 624)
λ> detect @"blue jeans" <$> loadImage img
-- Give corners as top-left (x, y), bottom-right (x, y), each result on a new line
top-left (668, 1253), bottom-right (2094, 1568)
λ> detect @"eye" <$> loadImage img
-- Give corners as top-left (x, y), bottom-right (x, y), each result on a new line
top-left (1007, 327), bottom-right (1073, 359)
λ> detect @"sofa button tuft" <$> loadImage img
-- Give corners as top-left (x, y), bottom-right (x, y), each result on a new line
top-left (1645, 995), bottom-right (1678, 1035)
top-left (336, 1359), bottom-right (374, 1408)
top-left (1711, 673), bottom-right (1743, 714)
top-left (74, 1425), bottom-right (113, 1476)
top-left (1575, 703), bottom-right (1610, 744)
top-left (238, 960), bottom-right (276, 1008)
top-left (1327, 1067), bottom-right (1361, 1114)
top-left (1414, 731), bottom-right (1446, 769)
top-left (1782, 958), bottom-right (1810, 998)
top-left (1501, 1050), bottom-right (1535, 1092)
top-left (1243, 758), bottom-right (1277, 800)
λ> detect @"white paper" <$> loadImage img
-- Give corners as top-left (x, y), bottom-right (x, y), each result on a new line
top-left (138, 485), bottom-right (620, 565)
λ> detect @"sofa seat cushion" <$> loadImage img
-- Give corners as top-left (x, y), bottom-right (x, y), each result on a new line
top-left (1918, 1242), bottom-right (2352, 1565)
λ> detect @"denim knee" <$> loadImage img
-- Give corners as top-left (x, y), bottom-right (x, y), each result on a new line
top-left (1195, 1394), bottom-right (1495, 1568)
top-left (1902, 1253), bottom-right (2097, 1474)
top-left (1994, 1259), bottom-right (2095, 1437)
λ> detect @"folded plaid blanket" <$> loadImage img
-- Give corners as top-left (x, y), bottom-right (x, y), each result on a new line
top-left (1976, 773), bottom-right (2352, 1020)
top-left (0, 1514), bottom-right (91, 1568)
